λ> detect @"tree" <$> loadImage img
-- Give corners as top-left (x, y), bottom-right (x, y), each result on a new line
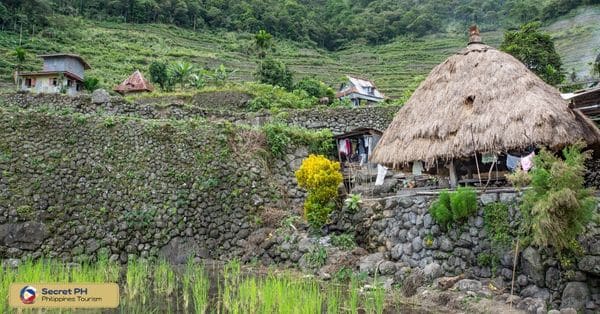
top-left (148, 60), bottom-right (169, 90)
top-left (294, 77), bottom-right (333, 99)
top-left (14, 46), bottom-right (26, 72)
top-left (83, 76), bottom-right (100, 91)
top-left (255, 58), bottom-right (293, 90)
top-left (254, 29), bottom-right (274, 59)
top-left (500, 22), bottom-right (565, 85)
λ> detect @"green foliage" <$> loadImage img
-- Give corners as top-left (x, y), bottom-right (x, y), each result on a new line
top-left (83, 76), bottom-right (100, 91)
top-left (520, 143), bottom-right (597, 255)
top-left (255, 58), bottom-right (293, 91)
top-left (254, 30), bottom-right (274, 59)
top-left (262, 123), bottom-right (333, 158)
top-left (344, 193), bottom-right (362, 213)
top-left (305, 245), bottom-right (328, 268)
top-left (450, 187), bottom-right (478, 221)
top-left (149, 61), bottom-right (170, 90)
top-left (294, 77), bottom-right (334, 99)
top-left (16, 205), bottom-right (34, 219)
top-left (483, 202), bottom-right (513, 249)
top-left (500, 22), bottom-right (565, 85)
top-left (14, 46), bottom-right (26, 69)
top-left (248, 84), bottom-right (316, 111)
top-left (170, 61), bottom-right (195, 90)
top-left (429, 190), bottom-right (453, 227)
top-left (330, 233), bottom-right (356, 250)
top-left (429, 187), bottom-right (478, 227)
top-left (296, 154), bottom-right (343, 229)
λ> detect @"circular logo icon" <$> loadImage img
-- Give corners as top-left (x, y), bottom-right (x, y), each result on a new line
top-left (20, 286), bottom-right (36, 304)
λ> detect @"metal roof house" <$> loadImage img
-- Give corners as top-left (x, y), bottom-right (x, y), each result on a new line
top-left (335, 75), bottom-right (385, 106)
top-left (16, 53), bottom-right (91, 96)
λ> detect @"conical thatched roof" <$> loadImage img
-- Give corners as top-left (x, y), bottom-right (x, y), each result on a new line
top-left (371, 28), bottom-right (600, 167)
top-left (114, 70), bottom-right (154, 94)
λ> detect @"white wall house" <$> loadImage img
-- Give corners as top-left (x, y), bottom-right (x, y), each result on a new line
top-left (16, 54), bottom-right (91, 96)
top-left (335, 75), bottom-right (385, 106)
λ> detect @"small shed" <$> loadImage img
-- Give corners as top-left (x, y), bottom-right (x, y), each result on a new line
top-left (114, 70), bottom-right (154, 95)
top-left (562, 86), bottom-right (600, 122)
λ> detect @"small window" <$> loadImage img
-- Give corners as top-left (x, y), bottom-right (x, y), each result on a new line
top-left (51, 78), bottom-right (58, 86)
top-left (25, 78), bottom-right (32, 87)
top-left (67, 80), bottom-right (73, 87)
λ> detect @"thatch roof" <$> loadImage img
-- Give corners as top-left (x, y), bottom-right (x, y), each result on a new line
top-left (371, 27), bottom-right (600, 167)
top-left (114, 70), bottom-right (154, 94)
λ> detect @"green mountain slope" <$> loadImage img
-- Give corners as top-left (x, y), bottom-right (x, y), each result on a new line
top-left (0, 6), bottom-right (597, 98)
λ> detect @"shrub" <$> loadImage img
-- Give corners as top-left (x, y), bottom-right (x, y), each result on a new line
top-left (449, 187), bottom-right (478, 221)
top-left (262, 123), bottom-right (333, 158)
top-left (83, 76), bottom-right (100, 91)
top-left (255, 58), bottom-right (293, 90)
top-left (330, 233), bottom-right (356, 250)
top-left (429, 190), bottom-right (452, 227)
top-left (520, 143), bottom-right (596, 255)
top-left (344, 193), bottom-right (362, 213)
top-left (305, 245), bottom-right (328, 268)
top-left (429, 187), bottom-right (477, 227)
top-left (483, 202), bottom-right (512, 249)
top-left (296, 155), bottom-right (343, 229)
top-left (294, 77), bottom-right (334, 99)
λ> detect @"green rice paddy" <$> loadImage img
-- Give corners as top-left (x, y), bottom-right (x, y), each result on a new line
top-left (0, 257), bottom-right (403, 313)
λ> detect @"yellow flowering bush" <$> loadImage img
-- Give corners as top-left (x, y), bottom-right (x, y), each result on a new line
top-left (295, 154), bottom-right (343, 228)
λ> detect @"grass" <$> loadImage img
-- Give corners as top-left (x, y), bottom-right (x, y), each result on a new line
top-left (1, 257), bottom-right (398, 313)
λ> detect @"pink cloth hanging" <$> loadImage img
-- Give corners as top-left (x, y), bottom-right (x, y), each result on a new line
top-left (521, 152), bottom-right (535, 172)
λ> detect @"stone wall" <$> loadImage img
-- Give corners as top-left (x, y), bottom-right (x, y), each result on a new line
top-left (336, 192), bottom-right (600, 311)
top-left (0, 93), bottom-right (400, 134)
top-left (0, 109), bottom-right (304, 264)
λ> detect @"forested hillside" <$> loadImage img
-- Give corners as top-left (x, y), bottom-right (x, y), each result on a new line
top-left (1, 0), bottom-right (598, 50)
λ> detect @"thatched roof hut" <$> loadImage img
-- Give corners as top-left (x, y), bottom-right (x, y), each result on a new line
top-left (371, 26), bottom-right (600, 170)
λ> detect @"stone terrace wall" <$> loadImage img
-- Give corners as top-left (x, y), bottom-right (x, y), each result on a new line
top-left (0, 109), bottom-right (301, 264)
top-left (339, 192), bottom-right (600, 311)
top-left (0, 93), bottom-right (400, 134)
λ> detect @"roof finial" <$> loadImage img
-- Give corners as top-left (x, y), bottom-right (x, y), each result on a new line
top-left (468, 25), bottom-right (482, 45)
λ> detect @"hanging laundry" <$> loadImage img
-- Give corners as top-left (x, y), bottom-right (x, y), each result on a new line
top-left (375, 164), bottom-right (387, 185)
top-left (506, 154), bottom-right (521, 171)
top-left (482, 153), bottom-right (497, 164)
top-left (521, 151), bottom-right (535, 172)
top-left (338, 139), bottom-right (348, 155)
top-left (345, 139), bottom-right (352, 156)
top-left (412, 161), bottom-right (424, 175)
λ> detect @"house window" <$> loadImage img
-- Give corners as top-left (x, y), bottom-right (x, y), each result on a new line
top-left (67, 80), bottom-right (73, 87)
top-left (25, 78), bottom-right (32, 88)
top-left (51, 78), bottom-right (58, 86)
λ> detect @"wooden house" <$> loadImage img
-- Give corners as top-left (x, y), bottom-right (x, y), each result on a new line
top-left (16, 53), bottom-right (91, 96)
top-left (335, 76), bottom-right (384, 106)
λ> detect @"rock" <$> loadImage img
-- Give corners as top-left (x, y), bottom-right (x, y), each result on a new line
top-left (358, 253), bottom-right (384, 275)
top-left (521, 247), bottom-right (545, 287)
top-left (297, 237), bottom-right (314, 253)
top-left (439, 236), bottom-right (453, 252)
top-left (520, 285), bottom-right (551, 302)
top-left (560, 282), bottom-right (589, 311)
top-left (91, 89), bottom-right (110, 104)
top-left (378, 261), bottom-right (397, 276)
top-left (437, 274), bottom-right (465, 290)
top-left (546, 267), bottom-right (561, 290)
top-left (577, 256), bottom-right (600, 276)
top-left (559, 308), bottom-right (577, 314)
top-left (516, 297), bottom-right (546, 314)
top-left (480, 193), bottom-right (498, 205)
top-left (506, 294), bottom-right (521, 305)
top-left (517, 274), bottom-right (528, 286)
top-left (423, 262), bottom-right (443, 281)
top-left (547, 310), bottom-right (560, 314)
top-left (401, 268), bottom-right (424, 297)
top-left (0, 222), bottom-right (49, 250)
top-left (455, 279), bottom-right (482, 292)
top-left (3, 258), bottom-right (20, 268)
top-left (159, 237), bottom-right (201, 264)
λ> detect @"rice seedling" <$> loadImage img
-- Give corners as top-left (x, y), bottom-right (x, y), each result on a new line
top-left (0, 265), bottom-right (16, 313)
top-left (153, 258), bottom-right (175, 297)
top-left (347, 276), bottom-right (360, 314)
top-left (326, 285), bottom-right (342, 314)
top-left (181, 257), bottom-right (194, 310)
top-left (190, 263), bottom-right (210, 314)
top-left (125, 258), bottom-right (150, 306)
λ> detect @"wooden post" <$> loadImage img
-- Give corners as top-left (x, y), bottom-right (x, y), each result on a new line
top-left (448, 159), bottom-right (458, 188)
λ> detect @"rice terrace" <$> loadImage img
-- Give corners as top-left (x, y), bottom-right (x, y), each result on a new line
top-left (1, 1), bottom-right (600, 313)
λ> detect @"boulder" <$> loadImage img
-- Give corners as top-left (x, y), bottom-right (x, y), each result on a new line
top-left (520, 285), bottom-right (551, 302)
top-left (401, 268), bottom-right (424, 297)
top-left (577, 256), bottom-right (600, 276)
top-left (0, 222), bottom-right (48, 250)
top-left (423, 262), bottom-right (443, 281)
top-left (560, 282), bottom-right (589, 311)
top-left (159, 237), bottom-right (204, 264)
top-left (437, 274), bottom-right (465, 290)
top-left (516, 297), bottom-right (546, 314)
top-left (521, 247), bottom-right (545, 287)
top-left (91, 89), bottom-right (111, 104)
top-left (455, 279), bottom-right (482, 292)
top-left (358, 253), bottom-right (385, 275)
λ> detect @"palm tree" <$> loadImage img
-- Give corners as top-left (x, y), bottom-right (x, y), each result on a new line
top-left (170, 61), bottom-right (195, 90)
top-left (254, 30), bottom-right (273, 59)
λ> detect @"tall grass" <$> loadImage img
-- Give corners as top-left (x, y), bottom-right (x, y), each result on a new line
top-left (125, 258), bottom-right (150, 306)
